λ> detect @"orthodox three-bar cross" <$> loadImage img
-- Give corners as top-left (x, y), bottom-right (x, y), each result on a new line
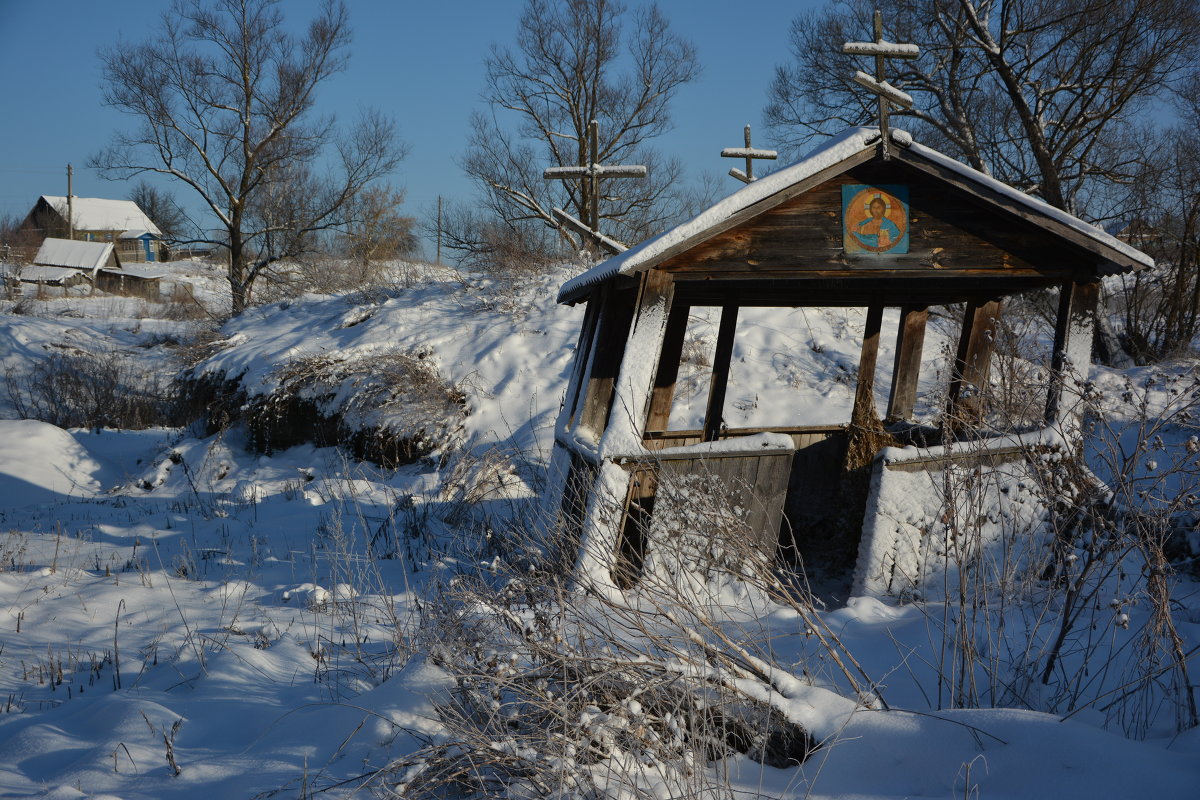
top-left (721, 125), bottom-right (777, 184)
top-left (544, 119), bottom-right (646, 254)
top-left (842, 10), bottom-right (919, 153)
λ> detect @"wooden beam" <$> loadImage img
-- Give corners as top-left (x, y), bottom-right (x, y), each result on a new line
top-left (562, 294), bottom-right (602, 429)
top-left (577, 285), bottom-right (638, 436)
top-left (1045, 280), bottom-right (1099, 427)
top-left (886, 305), bottom-right (928, 420)
top-left (645, 301), bottom-right (691, 434)
top-left (947, 299), bottom-right (1003, 428)
top-left (853, 304), bottom-right (885, 425)
top-left (703, 304), bottom-right (740, 442)
top-left (603, 268), bottom-right (677, 445)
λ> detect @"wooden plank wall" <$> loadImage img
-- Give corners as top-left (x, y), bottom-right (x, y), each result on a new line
top-left (657, 164), bottom-right (1093, 281)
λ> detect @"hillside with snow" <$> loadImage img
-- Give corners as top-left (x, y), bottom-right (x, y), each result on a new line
top-left (0, 261), bottom-right (1197, 798)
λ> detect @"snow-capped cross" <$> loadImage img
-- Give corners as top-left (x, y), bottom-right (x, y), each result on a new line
top-left (720, 125), bottom-right (777, 184)
top-left (544, 119), bottom-right (646, 256)
top-left (842, 9), bottom-right (919, 154)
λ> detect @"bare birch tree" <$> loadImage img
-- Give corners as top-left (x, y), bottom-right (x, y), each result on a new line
top-left (765, 0), bottom-right (1197, 214)
top-left (457, 0), bottom-right (700, 264)
top-left (91, 0), bottom-right (406, 314)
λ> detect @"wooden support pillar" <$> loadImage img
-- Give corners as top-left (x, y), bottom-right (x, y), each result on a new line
top-left (601, 268), bottom-right (677, 447)
top-left (1045, 280), bottom-right (1099, 429)
top-left (947, 298), bottom-right (1003, 428)
top-left (562, 295), bottom-right (602, 429)
top-left (613, 463), bottom-right (657, 588)
top-left (577, 284), bottom-right (638, 437)
top-left (645, 301), bottom-right (691, 435)
top-left (886, 305), bottom-right (928, 421)
top-left (852, 304), bottom-right (885, 425)
top-left (703, 304), bottom-right (739, 442)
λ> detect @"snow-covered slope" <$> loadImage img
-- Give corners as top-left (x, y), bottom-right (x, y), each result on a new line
top-left (0, 266), bottom-right (1196, 799)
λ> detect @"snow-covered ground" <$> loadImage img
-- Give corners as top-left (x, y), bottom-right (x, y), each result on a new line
top-left (0, 262), bottom-right (1197, 798)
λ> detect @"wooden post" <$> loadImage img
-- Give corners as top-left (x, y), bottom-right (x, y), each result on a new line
top-left (873, 11), bottom-right (889, 148)
top-left (562, 295), bottom-right (603, 429)
top-left (853, 303), bottom-right (885, 424)
top-left (577, 285), bottom-right (638, 437)
top-left (588, 120), bottom-right (600, 234)
top-left (645, 301), bottom-right (691, 435)
top-left (886, 305), bottom-right (928, 420)
top-left (66, 164), bottom-right (74, 240)
top-left (602, 268), bottom-right (677, 448)
top-left (947, 299), bottom-right (1003, 428)
top-left (703, 304), bottom-right (740, 442)
top-left (1045, 280), bottom-right (1098, 430)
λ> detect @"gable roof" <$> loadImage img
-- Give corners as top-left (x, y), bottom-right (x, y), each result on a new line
top-left (33, 238), bottom-right (115, 271)
top-left (40, 196), bottom-right (162, 236)
top-left (558, 127), bottom-right (1152, 304)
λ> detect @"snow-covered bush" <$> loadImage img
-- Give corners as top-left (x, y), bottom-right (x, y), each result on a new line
top-left (186, 348), bottom-right (468, 467)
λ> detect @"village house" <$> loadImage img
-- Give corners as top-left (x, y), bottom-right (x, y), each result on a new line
top-left (20, 196), bottom-right (165, 263)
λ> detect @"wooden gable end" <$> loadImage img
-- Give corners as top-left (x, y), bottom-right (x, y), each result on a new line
top-left (658, 157), bottom-right (1098, 282)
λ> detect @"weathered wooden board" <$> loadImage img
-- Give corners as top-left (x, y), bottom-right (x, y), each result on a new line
top-left (576, 285), bottom-right (637, 436)
top-left (658, 160), bottom-right (1099, 278)
top-left (886, 305), bottom-right (929, 420)
top-left (671, 275), bottom-right (1068, 307)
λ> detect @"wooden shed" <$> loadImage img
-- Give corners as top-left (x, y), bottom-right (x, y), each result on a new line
top-left (547, 127), bottom-right (1151, 592)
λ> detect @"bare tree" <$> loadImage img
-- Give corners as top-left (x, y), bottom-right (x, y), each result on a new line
top-left (128, 180), bottom-right (187, 241)
top-left (339, 185), bottom-right (417, 269)
top-left (765, 0), bottom-right (1197, 213)
top-left (1116, 77), bottom-right (1200, 361)
top-left (460, 0), bottom-right (700, 263)
top-left (91, 0), bottom-right (406, 313)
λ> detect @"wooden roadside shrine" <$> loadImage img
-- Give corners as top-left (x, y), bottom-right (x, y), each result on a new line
top-left (545, 122), bottom-right (1151, 591)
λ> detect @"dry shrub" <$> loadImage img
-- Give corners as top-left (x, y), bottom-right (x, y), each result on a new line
top-left (390, 571), bottom-right (815, 800)
top-left (243, 348), bottom-right (467, 466)
top-left (6, 348), bottom-right (178, 429)
top-left (375, 465), bottom-right (900, 799)
top-left (162, 282), bottom-right (213, 321)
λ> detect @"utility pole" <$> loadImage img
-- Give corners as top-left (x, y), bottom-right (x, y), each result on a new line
top-left (67, 164), bottom-right (74, 240)
top-left (436, 195), bottom-right (442, 264)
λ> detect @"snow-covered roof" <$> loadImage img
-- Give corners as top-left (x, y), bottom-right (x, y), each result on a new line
top-left (19, 264), bottom-right (82, 284)
top-left (119, 229), bottom-right (158, 240)
top-left (33, 238), bottom-right (114, 271)
top-left (898, 136), bottom-right (1153, 270)
top-left (558, 127), bottom-right (1153, 304)
top-left (40, 196), bottom-right (162, 236)
top-left (99, 265), bottom-right (167, 280)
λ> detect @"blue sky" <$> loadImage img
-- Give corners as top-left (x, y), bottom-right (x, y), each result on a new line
top-left (0, 0), bottom-right (823, 257)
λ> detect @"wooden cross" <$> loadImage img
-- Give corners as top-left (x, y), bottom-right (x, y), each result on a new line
top-left (721, 125), bottom-right (777, 184)
top-left (544, 119), bottom-right (646, 255)
top-left (842, 9), bottom-right (919, 151)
